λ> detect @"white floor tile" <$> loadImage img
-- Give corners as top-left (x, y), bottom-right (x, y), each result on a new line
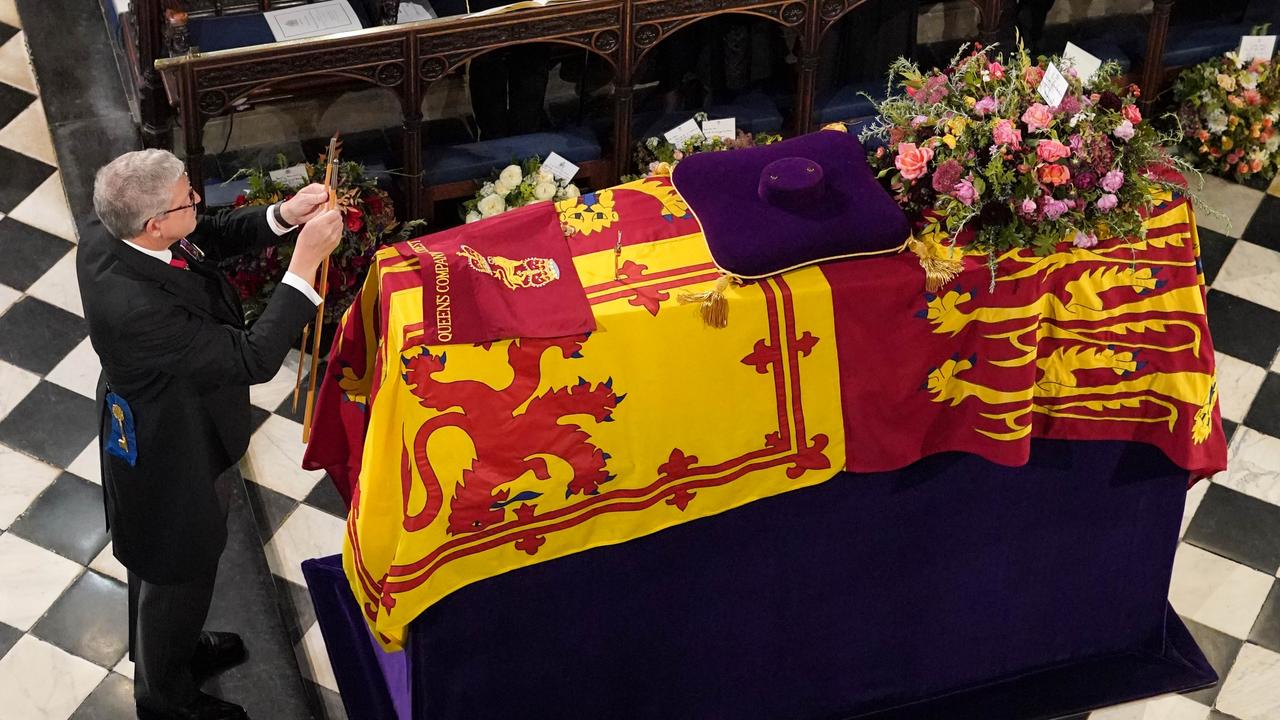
top-left (0, 97), bottom-right (54, 166)
top-left (0, 358), bottom-right (39, 420)
top-left (1216, 643), bottom-right (1280, 720)
top-left (1169, 543), bottom-right (1274, 639)
top-left (8, 171), bottom-right (77, 243)
top-left (297, 622), bottom-right (339, 692)
top-left (1272, 352), bottom-right (1280, 373)
top-left (0, 0), bottom-right (20, 28)
top-left (250, 349), bottom-right (303, 411)
top-left (1215, 352), bottom-right (1269, 423)
top-left (0, 635), bottom-right (107, 720)
top-left (89, 542), bottom-right (127, 584)
top-left (0, 31), bottom-right (36, 95)
top-left (264, 503), bottom-right (344, 586)
top-left (25, 250), bottom-right (81, 316)
top-left (1214, 241), bottom-right (1280, 313)
top-left (244, 414), bottom-right (324, 501)
top-left (1219, 427), bottom-right (1280, 507)
top-left (113, 656), bottom-right (133, 680)
top-left (0, 533), bottom-right (83, 630)
top-left (1193, 174), bottom-right (1264, 238)
top-left (1088, 693), bottom-right (1210, 720)
top-left (1181, 478), bottom-right (1210, 539)
top-left (66, 440), bottom-right (100, 485)
top-left (44, 336), bottom-right (99, 399)
top-left (0, 441), bottom-right (59, 529)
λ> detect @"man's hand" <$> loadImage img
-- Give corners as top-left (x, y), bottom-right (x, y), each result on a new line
top-left (287, 209), bottom-right (343, 285)
top-left (279, 184), bottom-right (331, 226)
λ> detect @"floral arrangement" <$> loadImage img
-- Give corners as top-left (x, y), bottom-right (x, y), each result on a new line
top-left (864, 41), bottom-right (1183, 275)
top-left (226, 156), bottom-right (422, 325)
top-left (1173, 50), bottom-right (1280, 182)
top-left (627, 116), bottom-right (782, 179)
top-left (463, 157), bottom-right (582, 222)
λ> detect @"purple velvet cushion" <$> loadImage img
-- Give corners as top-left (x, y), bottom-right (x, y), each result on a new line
top-left (672, 130), bottom-right (910, 278)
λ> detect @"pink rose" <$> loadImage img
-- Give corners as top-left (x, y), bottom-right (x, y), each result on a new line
top-left (1122, 104), bottom-right (1142, 124)
top-left (1038, 164), bottom-right (1072, 186)
top-left (993, 119), bottom-right (1022, 148)
top-left (1024, 65), bottom-right (1045, 87)
top-left (1096, 193), bottom-right (1118, 212)
top-left (1019, 198), bottom-right (1038, 216)
top-left (1244, 89), bottom-right (1263, 106)
top-left (1113, 119), bottom-right (1135, 142)
top-left (1072, 230), bottom-right (1099, 248)
top-left (1036, 139), bottom-right (1071, 162)
top-left (974, 96), bottom-right (998, 115)
top-left (953, 176), bottom-right (977, 206)
top-left (1042, 197), bottom-right (1070, 219)
top-left (894, 143), bottom-right (934, 181)
top-left (1100, 169), bottom-right (1124, 192)
top-left (1021, 103), bottom-right (1055, 132)
top-left (988, 62), bottom-right (1005, 79)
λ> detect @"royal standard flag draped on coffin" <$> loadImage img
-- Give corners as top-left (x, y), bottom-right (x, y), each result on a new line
top-left (334, 179), bottom-right (846, 649)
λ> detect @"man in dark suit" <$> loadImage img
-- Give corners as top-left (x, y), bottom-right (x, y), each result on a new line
top-left (77, 149), bottom-right (343, 720)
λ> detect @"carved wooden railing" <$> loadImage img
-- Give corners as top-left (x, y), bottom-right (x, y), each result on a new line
top-left (155, 0), bottom-right (1003, 221)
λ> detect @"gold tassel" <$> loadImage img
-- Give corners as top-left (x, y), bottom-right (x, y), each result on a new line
top-left (679, 274), bottom-right (738, 329)
top-left (907, 234), bottom-right (965, 293)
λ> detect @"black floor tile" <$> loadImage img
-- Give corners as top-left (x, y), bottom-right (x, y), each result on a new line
top-left (10, 471), bottom-right (108, 564)
top-left (69, 672), bottom-right (135, 720)
top-left (304, 476), bottom-right (347, 519)
top-left (0, 217), bottom-right (73, 291)
top-left (0, 621), bottom-right (20, 661)
top-left (0, 144), bottom-right (55, 214)
top-left (1223, 418), bottom-right (1238, 444)
top-left (0, 80), bottom-right (35, 130)
top-left (13, 0), bottom-right (131, 127)
top-left (49, 114), bottom-right (139, 240)
top-left (1250, 579), bottom-right (1280, 656)
top-left (0, 21), bottom-right (17, 47)
top-left (243, 478), bottom-right (300, 541)
top-left (278, 579), bottom-right (316, 646)
top-left (0, 381), bottom-right (97, 467)
top-left (1243, 194), bottom-right (1280, 254)
top-left (1206, 289), bottom-right (1280, 367)
top-left (1184, 483), bottom-right (1280, 574)
top-left (1243, 372), bottom-right (1280, 440)
top-left (249, 404), bottom-right (271, 434)
top-left (1197, 225), bottom-right (1237, 286)
top-left (0, 295), bottom-right (86, 374)
top-left (301, 677), bottom-right (348, 720)
top-left (274, 362), bottom-right (326, 423)
top-left (32, 570), bottom-right (129, 669)
top-left (1180, 617), bottom-right (1244, 706)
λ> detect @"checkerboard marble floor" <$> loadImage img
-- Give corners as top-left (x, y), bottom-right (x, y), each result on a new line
top-left (1, 3), bottom-right (1280, 719)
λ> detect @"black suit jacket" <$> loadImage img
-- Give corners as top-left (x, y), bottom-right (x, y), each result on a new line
top-left (77, 205), bottom-right (317, 584)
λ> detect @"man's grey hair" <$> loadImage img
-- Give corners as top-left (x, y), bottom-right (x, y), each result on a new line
top-left (93, 149), bottom-right (187, 239)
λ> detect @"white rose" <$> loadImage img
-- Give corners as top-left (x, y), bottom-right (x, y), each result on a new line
top-left (493, 179), bottom-right (515, 196)
top-left (563, 183), bottom-right (580, 198)
top-left (533, 181), bottom-right (557, 201)
top-left (477, 194), bottom-right (506, 218)
top-left (499, 164), bottom-right (523, 187)
top-left (537, 167), bottom-right (555, 183)
top-left (479, 181), bottom-right (496, 197)
top-left (465, 211), bottom-right (482, 223)
top-left (1266, 135), bottom-right (1280, 152)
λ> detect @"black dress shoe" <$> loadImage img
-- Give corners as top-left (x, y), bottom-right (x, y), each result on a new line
top-left (191, 631), bottom-right (247, 678)
top-left (136, 692), bottom-right (249, 719)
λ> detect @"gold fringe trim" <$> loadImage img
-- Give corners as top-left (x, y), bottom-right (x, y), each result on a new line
top-left (907, 234), bottom-right (965, 292)
top-left (679, 274), bottom-right (739, 329)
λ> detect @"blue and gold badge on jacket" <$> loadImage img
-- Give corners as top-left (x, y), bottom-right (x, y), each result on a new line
top-left (106, 392), bottom-right (137, 466)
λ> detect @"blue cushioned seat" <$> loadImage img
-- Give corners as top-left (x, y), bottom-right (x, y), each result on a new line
top-left (815, 81), bottom-right (884, 124)
top-left (1125, 22), bottom-right (1254, 67)
top-left (422, 127), bottom-right (601, 185)
top-left (188, 3), bottom-right (375, 54)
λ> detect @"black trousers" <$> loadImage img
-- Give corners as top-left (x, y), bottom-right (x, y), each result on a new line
top-left (127, 466), bottom-right (236, 710)
top-left (468, 46), bottom-right (551, 139)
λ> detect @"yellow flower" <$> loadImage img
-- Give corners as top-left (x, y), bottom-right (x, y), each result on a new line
top-left (942, 134), bottom-right (957, 149)
top-left (1222, 136), bottom-right (1234, 150)
top-left (946, 116), bottom-right (968, 137)
top-left (964, 96), bottom-right (977, 107)
top-left (1217, 73), bottom-right (1237, 91)
top-left (1228, 116), bottom-right (1240, 128)
top-left (651, 162), bottom-right (673, 177)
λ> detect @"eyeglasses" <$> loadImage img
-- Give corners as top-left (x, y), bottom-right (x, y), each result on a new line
top-left (157, 187), bottom-right (198, 217)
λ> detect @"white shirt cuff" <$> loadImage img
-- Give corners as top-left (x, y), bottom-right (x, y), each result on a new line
top-left (265, 203), bottom-right (296, 236)
top-left (281, 271), bottom-right (323, 306)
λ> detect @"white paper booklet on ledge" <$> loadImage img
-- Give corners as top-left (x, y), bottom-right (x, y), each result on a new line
top-left (264, 0), bottom-right (364, 42)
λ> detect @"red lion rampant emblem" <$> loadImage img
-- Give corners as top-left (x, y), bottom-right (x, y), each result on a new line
top-left (399, 335), bottom-right (622, 536)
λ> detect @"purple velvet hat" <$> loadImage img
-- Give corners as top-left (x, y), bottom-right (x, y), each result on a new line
top-left (672, 129), bottom-right (910, 278)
